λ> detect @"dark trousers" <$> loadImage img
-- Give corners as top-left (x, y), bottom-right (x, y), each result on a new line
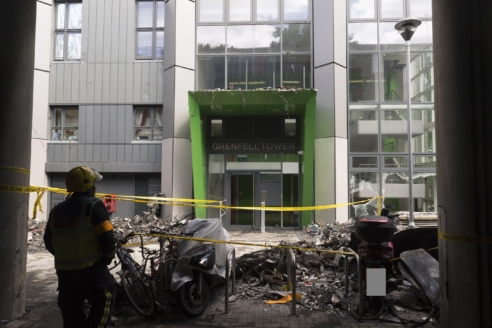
top-left (56, 260), bottom-right (115, 328)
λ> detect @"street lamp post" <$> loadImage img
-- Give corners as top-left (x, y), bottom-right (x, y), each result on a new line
top-left (395, 18), bottom-right (421, 229)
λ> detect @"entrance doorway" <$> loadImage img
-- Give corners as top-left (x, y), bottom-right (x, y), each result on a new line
top-left (226, 172), bottom-right (299, 228)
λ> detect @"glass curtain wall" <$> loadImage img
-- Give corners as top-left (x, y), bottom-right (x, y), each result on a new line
top-left (348, 0), bottom-right (436, 217)
top-left (196, 0), bottom-right (311, 90)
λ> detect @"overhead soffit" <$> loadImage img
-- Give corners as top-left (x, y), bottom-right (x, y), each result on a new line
top-left (189, 90), bottom-right (317, 116)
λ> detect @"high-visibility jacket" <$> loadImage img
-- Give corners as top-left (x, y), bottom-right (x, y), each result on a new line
top-left (49, 197), bottom-right (105, 270)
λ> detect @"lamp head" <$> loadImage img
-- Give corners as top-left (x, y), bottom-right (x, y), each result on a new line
top-left (395, 17), bottom-right (422, 42)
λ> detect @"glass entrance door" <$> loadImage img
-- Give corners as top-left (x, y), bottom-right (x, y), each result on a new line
top-left (229, 173), bottom-right (255, 226)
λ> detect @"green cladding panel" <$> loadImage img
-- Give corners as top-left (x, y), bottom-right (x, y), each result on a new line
top-left (189, 90), bottom-right (317, 226)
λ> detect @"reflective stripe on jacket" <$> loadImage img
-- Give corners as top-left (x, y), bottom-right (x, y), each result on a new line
top-left (49, 197), bottom-right (103, 270)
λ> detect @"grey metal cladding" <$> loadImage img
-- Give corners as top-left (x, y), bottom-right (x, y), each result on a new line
top-left (109, 105), bottom-right (118, 144)
top-left (71, 63), bottom-right (80, 103)
top-left (85, 144), bottom-right (94, 162)
top-left (101, 105), bottom-right (110, 143)
top-left (117, 105), bottom-right (126, 144)
top-left (141, 62), bottom-right (150, 103)
top-left (93, 144), bottom-right (101, 162)
top-left (133, 62), bottom-right (142, 103)
top-left (125, 145), bottom-right (133, 162)
top-left (85, 106), bottom-right (94, 143)
top-left (63, 63), bottom-right (72, 103)
top-left (102, 63), bottom-right (111, 103)
top-left (93, 105), bottom-right (102, 143)
top-left (117, 145), bottom-right (125, 162)
top-left (124, 105), bottom-right (133, 143)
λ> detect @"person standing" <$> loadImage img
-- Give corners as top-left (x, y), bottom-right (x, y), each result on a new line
top-left (44, 166), bottom-right (116, 327)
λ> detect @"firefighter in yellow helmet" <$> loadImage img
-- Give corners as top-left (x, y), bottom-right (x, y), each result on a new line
top-left (44, 166), bottom-right (116, 328)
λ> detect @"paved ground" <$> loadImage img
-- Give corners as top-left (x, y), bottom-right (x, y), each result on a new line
top-left (1, 229), bottom-right (436, 328)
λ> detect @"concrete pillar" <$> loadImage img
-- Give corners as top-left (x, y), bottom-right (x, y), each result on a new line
top-left (313, 0), bottom-right (349, 224)
top-left (0, 1), bottom-right (36, 320)
top-left (434, 0), bottom-right (492, 326)
top-left (161, 0), bottom-right (195, 220)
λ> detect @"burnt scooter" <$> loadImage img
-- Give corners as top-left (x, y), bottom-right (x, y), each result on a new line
top-left (351, 203), bottom-right (399, 319)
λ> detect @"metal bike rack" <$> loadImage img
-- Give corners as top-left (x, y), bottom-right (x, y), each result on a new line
top-left (345, 247), bottom-right (363, 316)
top-left (225, 247), bottom-right (236, 314)
top-left (285, 248), bottom-right (297, 316)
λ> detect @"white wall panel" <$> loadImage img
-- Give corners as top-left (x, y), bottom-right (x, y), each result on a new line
top-left (86, 63), bottom-right (96, 102)
top-left (110, 63), bottom-right (118, 103)
top-left (175, 0), bottom-right (196, 70)
top-left (174, 67), bottom-right (195, 138)
top-left (103, 0), bottom-right (114, 63)
top-left (315, 137), bottom-right (335, 224)
top-left (162, 68), bottom-right (175, 138)
top-left (172, 138), bottom-right (193, 201)
top-left (334, 64), bottom-right (347, 138)
top-left (314, 64), bottom-right (335, 138)
top-left (163, 0), bottom-right (176, 70)
top-left (335, 138), bottom-right (348, 222)
top-left (102, 63), bottom-right (111, 103)
top-left (32, 71), bottom-right (50, 139)
top-left (71, 63), bottom-right (80, 103)
top-left (333, 0), bottom-right (347, 67)
top-left (34, 1), bottom-right (52, 71)
top-left (161, 138), bottom-right (174, 219)
top-left (94, 63), bottom-right (103, 102)
top-left (79, 62), bottom-right (88, 103)
top-left (93, 144), bottom-right (102, 162)
top-left (313, 0), bottom-right (333, 67)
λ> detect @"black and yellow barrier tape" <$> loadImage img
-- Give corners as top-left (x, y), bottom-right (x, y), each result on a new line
top-left (438, 232), bottom-right (492, 244)
top-left (0, 166), bottom-right (30, 175)
top-left (124, 232), bottom-right (357, 256)
top-left (0, 183), bottom-right (382, 215)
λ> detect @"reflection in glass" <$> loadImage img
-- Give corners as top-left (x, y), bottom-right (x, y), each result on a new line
top-left (384, 156), bottom-right (407, 168)
top-left (55, 34), bottom-right (64, 60)
top-left (138, 2), bottom-right (153, 28)
top-left (410, 21), bottom-right (433, 51)
top-left (414, 156), bottom-right (436, 168)
top-left (68, 3), bottom-right (82, 29)
top-left (282, 54), bottom-right (311, 88)
top-left (137, 31), bottom-right (153, 59)
top-left (199, 0), bottom-right (224, 22)
top-left (285, 119), bottom-right (296, 136)
top-left (381, 53), bottom-right (407, 101)
top-left (410, 0), bottom-right (432, 17)
top-left (135, 109), bottom-right (151, 127)
top-left (348, 23), bottom-right (377, 51)
top-left (382, 172), bottom-right (410, 211)
top-left (412, 173), bottom-right (436, 212)
top-left (349, 0), bottom-right (375, 19)
top-left (227, 26), bottom-right (255, 53)
top-left (155, 31), bottom-right (164, 59)
top-left (349, 172), bottom-right (380, 217)
top-left (57, 4), bottom-right (65, 29)
top-left (349, 54), bottom-right (378, 102)
top-left (255, 25), bottom-right (280, 53)
top-left (352, 157), bottom-right (378, 169)
top-left (227, 56), bottom-right (280, 89)
top-left (380, 22), bottom-right (405, 51)
top-left (53, 108), bottom-right (62, 126)
top-left (412, 106), bottom-right (435, 152)
top-left (229, 0), bottom-right (251, 21)
top-left (282, 24), bottom-right (311, 53)
top-left (156, 1), bottom-right (165, 27)
top-left (284, 0), bottom-right (309, 21)
top-left (380, 0), bottom-right (403, 18)
top-left (67, 33), bottom-right (81, 60)
top-left (349, 105), bottom-right (379, 153)
top-left (197, 26), bottom-right (226, 54)
top-left (381, 105), bottom-right (409, 153)
top-left (197, 56), bottom-right (225, 90)
top-left (211, 119), bottom-right (223, 137)
top-left (257, 0), bottom-right (278, 21)
top-left (207, 154), bottom-right (225, 218)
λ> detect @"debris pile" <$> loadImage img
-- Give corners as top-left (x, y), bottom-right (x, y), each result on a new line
top-left (304, 221), bottom-right (355, 250)
top-left (27, 219), bottom-right (48, 253)
top-left (233, 240), bottom-right (356, 315)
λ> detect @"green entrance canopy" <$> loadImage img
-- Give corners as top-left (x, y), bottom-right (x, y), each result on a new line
top-left (189, 89), bottom-right (317, 227)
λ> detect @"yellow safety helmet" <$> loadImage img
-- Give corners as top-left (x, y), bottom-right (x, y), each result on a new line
top-left (65, 166), bottom-right (103, 192)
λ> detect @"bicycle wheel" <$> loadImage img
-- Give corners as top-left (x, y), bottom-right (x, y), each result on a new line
top-left (121, 269), bottom-right (154, 316)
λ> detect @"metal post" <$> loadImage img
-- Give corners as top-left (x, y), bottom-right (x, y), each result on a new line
top-left (225, 248), bottom-right (236, 314)
top-left (285, 249), bottom-right (296, 316)
top-left (261, 202), bottom-right (265, 233)
top-left (406, 40), bottom-right (416, 229)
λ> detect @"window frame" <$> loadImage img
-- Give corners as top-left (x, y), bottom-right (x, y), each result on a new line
top-left (136, 0), bottom-right (165, 60)
top-left (50, 107), bottom-right (79, 141)
top-left (133, 106), bottom-right (163, 141)
top-left (54, 1), bottom-right (82, 61)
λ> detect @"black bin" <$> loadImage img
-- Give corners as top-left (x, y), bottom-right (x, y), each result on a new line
top-left (355, 215), bottom-right (397, 243)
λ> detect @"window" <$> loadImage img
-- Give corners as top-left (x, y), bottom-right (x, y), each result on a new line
top-left (51, 107), bottom-right (79, 141)
top-left (136, 0), bottom-right (165, 60)
top-left (55, 1), bottom-right (82, 60)
top-left (134, 107), bottom-right (163, 140)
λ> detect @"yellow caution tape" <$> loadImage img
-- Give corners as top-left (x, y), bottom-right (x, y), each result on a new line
top-left (0, 166), bottom-right (30, 175)
top-left (32, 190), bottom-right (45, 219)
top-left (438, 232), bottom-right (492, 244)
top-left (0, 185), bottom-right (46, 193)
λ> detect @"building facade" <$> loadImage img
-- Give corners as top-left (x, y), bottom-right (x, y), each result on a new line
top-left (29, 0), bottom-right (434, 228)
